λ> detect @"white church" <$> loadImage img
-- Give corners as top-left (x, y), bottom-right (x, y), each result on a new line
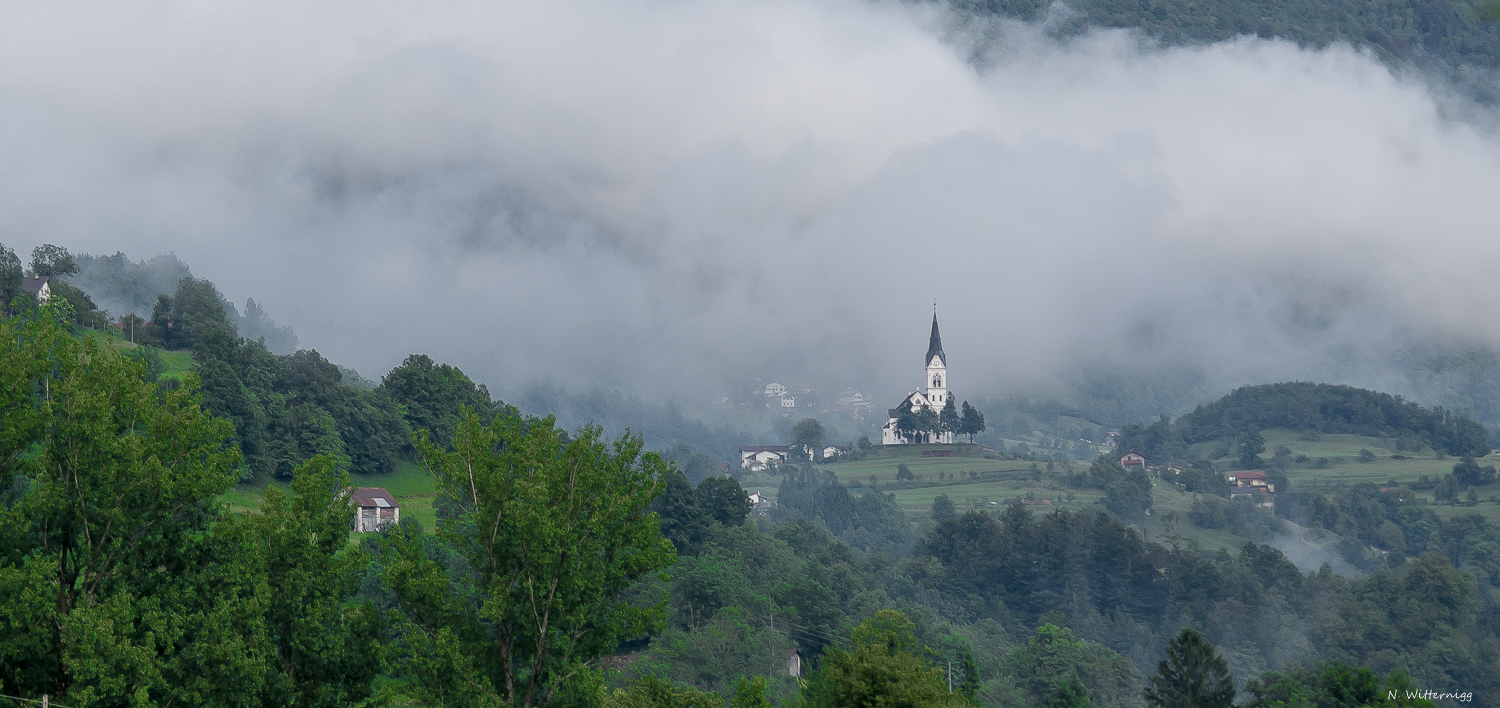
top-left (881, 314), bottom-right (954, 445)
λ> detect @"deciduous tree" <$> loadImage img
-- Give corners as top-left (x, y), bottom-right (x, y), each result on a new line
top-left (386, 408), bottom-right (677, 708)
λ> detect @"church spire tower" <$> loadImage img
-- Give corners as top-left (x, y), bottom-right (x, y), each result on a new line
top-left (924, 312), bottom-right (947, 409)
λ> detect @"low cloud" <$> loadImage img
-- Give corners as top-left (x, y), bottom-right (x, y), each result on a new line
top-left (2, 0), bottom-right (1498, 413)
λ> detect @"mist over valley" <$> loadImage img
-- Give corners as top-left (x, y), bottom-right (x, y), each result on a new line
top-left (6, 1), bottom-right (1500, 707)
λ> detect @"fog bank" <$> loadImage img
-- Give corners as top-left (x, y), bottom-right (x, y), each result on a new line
top-left (3, 0), bottom-right (1499, 412)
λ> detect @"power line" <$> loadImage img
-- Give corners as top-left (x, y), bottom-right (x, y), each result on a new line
top-left (1, 695), bottom-right (71, 708)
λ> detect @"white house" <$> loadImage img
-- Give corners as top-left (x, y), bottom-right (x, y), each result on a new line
top-left (350, 487), bottom-right (400, 532)
top-left (740, 445), bottom-right (791, 470)
top-left (786, 649), bottom-right (803, 678)
top-left (764, 383), bottom-right (787, 397)
top-left (20, 276), bottom-right (50, 304)
top-left (780, 394), bottom-right (796, 409)
top-left (837, 390), bottom-right (871, 407)
top-left (881, 314), bottom-right (954, 445)
top-left (822, 444), bottom-right (850, 459)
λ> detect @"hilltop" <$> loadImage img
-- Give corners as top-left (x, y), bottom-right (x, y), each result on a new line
top-left (951, 0), bottom-right (1500, 74)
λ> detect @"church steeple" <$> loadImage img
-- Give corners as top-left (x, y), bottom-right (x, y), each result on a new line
top-left (925, 313), bottom-right (945, 366)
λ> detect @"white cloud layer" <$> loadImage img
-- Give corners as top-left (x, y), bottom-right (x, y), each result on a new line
top-left (2, 0), bottom-right (1498, 408)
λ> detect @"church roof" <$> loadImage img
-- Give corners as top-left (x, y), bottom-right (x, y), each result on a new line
top-left (926, 314), bottom-right (945, 366)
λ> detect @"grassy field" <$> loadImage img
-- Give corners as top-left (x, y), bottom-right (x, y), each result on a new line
top-left (84, 328), bottom-right (194, 380)
top-left (793, 435), bottom-right (1500, 557)
top-left (218, 459), bottom-right (439, 542)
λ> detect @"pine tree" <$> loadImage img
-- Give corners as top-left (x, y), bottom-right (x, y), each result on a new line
top-left (1144, 629), bottom-right (1235, 708)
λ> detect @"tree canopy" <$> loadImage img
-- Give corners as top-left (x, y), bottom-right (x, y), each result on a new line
top-left (384, 407), bottom-right (677, 708)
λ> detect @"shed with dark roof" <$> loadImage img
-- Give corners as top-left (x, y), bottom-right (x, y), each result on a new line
top-left (350, 487), bottom-right (400, 532)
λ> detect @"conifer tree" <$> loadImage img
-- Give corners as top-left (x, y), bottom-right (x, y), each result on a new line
top-left (1144, 629), bottom-right (1235, 708)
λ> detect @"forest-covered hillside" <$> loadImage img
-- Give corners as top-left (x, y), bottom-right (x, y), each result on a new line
top-left (6, 242), bottom-right (1500, 708)
top-left (950, 0), bottom-right (1500, 70)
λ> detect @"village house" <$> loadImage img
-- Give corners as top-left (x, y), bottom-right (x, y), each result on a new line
top-left (764, 383), bottom-right (787, 398)
top-left (20, 275), bottom-right (50, 304)
top-left (350, 487), bottom-right (400, 532)
top-left (1228, 471), bottom-right (1273, 491)
top-left (821, 444), bottom-right (850, 460)
top-left (1228, 471), bottom-right (1275, 509)
top-left (747, 490), bottom-right (775, 514)
top-left (1160, 462), bottom-right (1188, 479)
top-left (740, 445), bottom-right (791, 471)
top-left (1118, 450), bottom-right (1146, 471)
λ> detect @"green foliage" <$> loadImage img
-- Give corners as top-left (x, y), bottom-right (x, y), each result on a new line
top-left (654, 469), bottom-right (711, 554)
top-left (29, 243), bottom-right (79, 278)
top-left (941, 398), bottom-right (960, 434)
top-left (791, 417), bottom-right (826, 452)
top-left (931, 493), bottom-right (958, 522)
top-left (1238, 425), bottom-right (1267, 469)
top-left (0, 304), bottom-right (378, 707)
top-left (1451, 455), bottom-right (1498, 486)
top-left (898, 463), bottom-right (916, 481)
top-left (122, 343), bottom-right (167, 381)
top-left (1003, 624), bottom-right (1141, 708)
top-left (385, 408), bottom-right (677, 708)
top-left (603, 675), bottom-right (723, 708)
top-left (244, 454), bottom-right (381, 707)
top-left (952, 0), bottom-right (1500, 72)
top-left (1175, 383), bottom-right (1490, 457)
top-left (1103, 465), bottom-right (1153, 522)
top-left (193, 328), bottom-right (410, 480)
top-left (801, 610), bottom-right (970, 708)
top-left (958, 401), bottom-right (986, 443)
top-left (1242, 663), bottom-right (1435, 708)
top-left (1143, 629), bottom-right (1235, 708)
top-left (0, 306), bottom-right (235, 702)
top-left (150, 277), bottom-right (237, 350)
top-left (697, 475), bottom-right (752, 527)
top-left (1049, 678), bottom-right (1092, 708)
top-left (1115, 415), bottom-right (1185, 463)
top-left (897, 405), bottom-right (943, 443)
top-left (43, 280), bottom-right (110, 329)
top-left (380, 353), bottom-right (497, 450)
top-left (776, 468), bottom-right (913, 554)
top-left (70, 251), bottom-right (193, 320)
top-left (0, 241), bottom-right (22, 308)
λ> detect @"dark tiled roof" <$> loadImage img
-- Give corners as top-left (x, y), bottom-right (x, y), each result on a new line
top-left (20, 275), bottom-right (48, 294)
top-left (350, 487), bottom-right (399, 508)
top-left (740, 445), bottom-right (790, 453)
top-left (926, 314), bottom-right (946, 366)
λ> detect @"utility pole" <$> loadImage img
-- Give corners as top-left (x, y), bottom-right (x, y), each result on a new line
top-left (947, 662), bottom-right (952, 692)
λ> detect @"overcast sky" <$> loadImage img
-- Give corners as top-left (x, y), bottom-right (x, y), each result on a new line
top-left (3, 0), bottom-right (1499, 410)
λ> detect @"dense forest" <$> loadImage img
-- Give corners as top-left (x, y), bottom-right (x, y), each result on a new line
top-left (948, 0), bottom-right (1500, 72)
top-left (1116, 382), bottom-right (1492, 461)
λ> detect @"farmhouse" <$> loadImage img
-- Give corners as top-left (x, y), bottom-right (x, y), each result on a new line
top-left (740, 445), bottom-right (791, 471)
top-left (20, 276), bottom-right (50, 304)
top-left (1228, 471), bottom-right (1275, 509)
top-left (350, 487), bottom-right (399, 532)
top-left (1119, 450), bottom-right (1146, 471)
